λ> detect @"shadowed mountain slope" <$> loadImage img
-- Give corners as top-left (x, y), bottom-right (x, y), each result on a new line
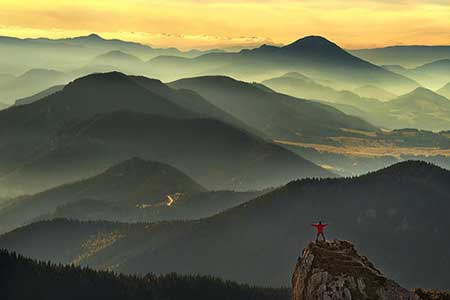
top-left (1, 161), bottom-right (449, 289)
top-left (0, 72), bottom-right (189, 146)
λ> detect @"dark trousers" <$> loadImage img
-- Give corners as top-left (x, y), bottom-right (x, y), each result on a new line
top-left (316, 233), bottom-right (325, 241)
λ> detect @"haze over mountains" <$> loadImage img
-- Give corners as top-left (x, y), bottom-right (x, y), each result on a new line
top-left (0, 157), bottom-right (263, 234)
top-left (0, 71), bottom-right (333, 196)
top-left (151, 36), bottom-right (418, 94)
top-left (0, 34), bottom-right (221, 74)
top-left (170, 75), bottom-right (376, 140)
top-left (1, 31), bottom-right (450, 295)
top-left (350, 45), bottom-right (450, 68)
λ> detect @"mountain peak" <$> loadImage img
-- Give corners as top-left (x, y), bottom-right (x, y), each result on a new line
top-left (405, 86), bottom-right (447, 100)
top-left (101, 157), bottom-right (155, 176)
top-left (85, 33), bottom-right (103, 40)
top-left (292, 240), bottom-right (420, 300)
top-left (66, 71), bottom-right (130, 88)
top-left (284, 35), bottom-right (340, 50)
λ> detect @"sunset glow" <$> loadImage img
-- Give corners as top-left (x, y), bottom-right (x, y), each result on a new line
top-left (1, 0), bottom-right (449, 49)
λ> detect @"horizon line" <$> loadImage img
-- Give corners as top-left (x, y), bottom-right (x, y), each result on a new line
top-left (1, 33), bottom-right (450, 52)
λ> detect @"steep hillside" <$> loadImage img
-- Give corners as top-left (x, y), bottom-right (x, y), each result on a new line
top-left (2, 161), bottom-right (449, 289)
top-left (292, 240), bottom-right (419, 300)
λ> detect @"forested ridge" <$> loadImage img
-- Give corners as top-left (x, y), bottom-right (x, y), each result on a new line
top-left (0, 249), bottom-right (290, 300)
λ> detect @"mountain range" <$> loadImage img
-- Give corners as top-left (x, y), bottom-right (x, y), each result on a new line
top-left (0, 72), bottom-right (333, 196)
top-left (262, 73), bottom-right (450, 132)
top-left (1, 161), bottom-right (449, 289)
top-left (0, 34), bottom-right (222, 75)
top-left (1, 31), bottom-right (450, 294)
top-left (383, 59), bottom-right (450, 90)
top-left (150, 36), bottom-right (418, 94)
top-left (350, 45), bottom-right (450, 68)
top-left (170, 75), bottom-right (377, 140)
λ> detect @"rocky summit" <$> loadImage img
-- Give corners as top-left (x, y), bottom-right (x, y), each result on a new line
top-left (292, 240), bottom-right (420, 300)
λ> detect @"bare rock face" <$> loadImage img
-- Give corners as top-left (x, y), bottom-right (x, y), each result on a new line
top-left (292, 240), bottom-right (420, 300)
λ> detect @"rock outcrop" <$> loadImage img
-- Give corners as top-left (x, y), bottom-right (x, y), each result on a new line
top-left (292, 240), bottom-right (420, 300)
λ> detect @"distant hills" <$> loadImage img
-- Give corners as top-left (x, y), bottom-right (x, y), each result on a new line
top-left (0, 72), bottom-right (332, 195)
top-left (350, 45), bottom-right (450, 68)
top-left (353, 85), bottom-right (397, 101)
top-left (261, 72), bottom-right (384, 110)
top-left (87, 50), bottom-right (145, 75)
top-left (170, 75), bottom-right (377, 140)
top-left (262, 73), bottom-right (450, 132)
top-left (0, 69), bottom-right (70, 104)
top-left (328, 86), bottom-right (450, 131)
top-left (0, 34), bottom-right (221, 75)
top-left (381, 87), bottom-right (450, 131)
top-left (152, 36), bottom-right (418, 94)
top-left (1, 161), bottom-right (449, 289)
top-left (0, 157), bottom-right (264, 233)
top-left (383, 59), bottom-right (450, 90)
top-left (0, 110), bottom-right (331, 195)
top-left (437, 82), bottom-right (450, 99)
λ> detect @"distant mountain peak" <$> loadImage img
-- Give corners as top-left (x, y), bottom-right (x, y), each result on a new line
top-left (284, 35), bottom-right (340, 50)
top-left (85, 33), bottom-right (103, 40)
top-left (94, 50), bottom-right (142, 62)
top-left (408, 86), bottom-right (442, 98)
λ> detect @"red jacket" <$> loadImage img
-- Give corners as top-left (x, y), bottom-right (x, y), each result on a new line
top-left (311, 223), bottom-right (328, 234)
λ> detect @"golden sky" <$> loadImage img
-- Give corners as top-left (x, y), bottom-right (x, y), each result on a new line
top-left (0, 0), bottom-right (449, 50)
